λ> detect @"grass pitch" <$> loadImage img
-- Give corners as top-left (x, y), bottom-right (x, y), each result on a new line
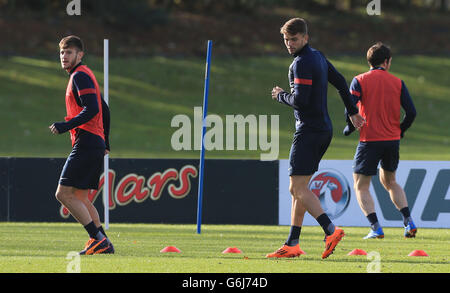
top-left (0, 222), bottom-right (448, 273)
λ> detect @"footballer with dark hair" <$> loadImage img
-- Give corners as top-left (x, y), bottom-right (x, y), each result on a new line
top-left (269, 18), bottom-right (365, 259)
top-left (345, 42), bottom-right (417, 239)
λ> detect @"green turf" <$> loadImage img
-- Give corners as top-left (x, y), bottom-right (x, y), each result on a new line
top-left (0, 55), bottom-right (449, 160)
top-left (0, 222), bottom-right (448, 273)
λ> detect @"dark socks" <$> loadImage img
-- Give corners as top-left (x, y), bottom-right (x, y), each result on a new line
top-left (84, 221), bottom-right (105, 240)
top-left (98, 225), bottom-right (107, 239)
top-left (316, 213), bottom-right (335, 236)
top-left (367, 212), bottom-right (381, 231)
top-left (285, 226), bottom-right (301, 246)
top-left (399, 207), bottom-right (412, 226)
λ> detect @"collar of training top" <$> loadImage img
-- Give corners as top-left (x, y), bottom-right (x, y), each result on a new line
top-left (370, 66), bottom-right (386, 71)
top-left (69, 62), bottom-right (83, 75)
top-left (293, 43), bottom-right (311, 57)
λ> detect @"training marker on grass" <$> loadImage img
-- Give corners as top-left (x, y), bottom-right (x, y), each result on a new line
top-left (408, 250), bottom-right (428, 256)
top-left (160, 246), bottom-right (181, 253)
top-left (222, 247), bottom-right (242, 254)
top-left (347, 249), bottom-right (367, 256)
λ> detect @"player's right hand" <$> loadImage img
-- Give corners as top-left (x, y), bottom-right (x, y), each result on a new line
top-left (271, 86), bottom-right (284, 100)
top-left (49, 123), bottom-right (59, 134)
top-left (349, 113), bottom-right (366, 130)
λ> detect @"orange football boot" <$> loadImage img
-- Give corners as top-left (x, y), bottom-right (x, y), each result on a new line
top-left (83, 238), bottom-right (95, 250)
top-left (322, 227), bottom-right (345, 259)
top-left (266, 244), bottom-right (305, 258)
top-left (79, 237), bottom-right (109, 255)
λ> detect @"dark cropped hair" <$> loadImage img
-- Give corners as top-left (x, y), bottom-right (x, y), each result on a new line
top-left (280, 18), bottom-right (308, 36)
top-left (367, 42), bottom-right (391, 67)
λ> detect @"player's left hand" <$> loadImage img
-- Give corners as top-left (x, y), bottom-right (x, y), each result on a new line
top-left (271, 86), bottom-right (284, 100)
top-left (49, 123), bottom-right (60, 134)
top-left (349, 113), bottom-right (366, 130)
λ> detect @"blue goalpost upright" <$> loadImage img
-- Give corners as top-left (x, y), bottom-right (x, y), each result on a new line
top-left (196, 40), bottom-right (212, 234)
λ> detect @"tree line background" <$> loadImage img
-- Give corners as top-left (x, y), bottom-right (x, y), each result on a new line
top-left (0, 0), bottom-right (448, 56)
top-left (1, 0), bottom-right (449, 26)
top-left (1, 0), bottom-right (449, 13)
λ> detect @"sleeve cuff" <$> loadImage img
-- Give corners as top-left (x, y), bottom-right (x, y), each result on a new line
top-left (347, 106), bottom-right (359, 116)
top-left (53, 122), bottom-right (70, 134)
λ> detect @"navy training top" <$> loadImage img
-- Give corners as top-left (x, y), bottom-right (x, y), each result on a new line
top-left (277, 44), bottom-right (358, 132)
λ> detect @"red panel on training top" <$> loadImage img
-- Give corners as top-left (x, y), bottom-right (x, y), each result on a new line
top-left (78, 88), bottom-right (97, 96)
top-left (350, 90), bottom-right (361, 97)
top-left (65, 65), bottom-right (105, 146)
top-left (294, 78), bottom-right (312, 85)
top-left (356, 69), bottom-right (402, 142)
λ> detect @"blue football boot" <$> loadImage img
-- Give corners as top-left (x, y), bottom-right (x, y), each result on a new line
top-left (404, 221), bottom-right (417, 238)
top-left (363, 227), bottom-right (384, 239)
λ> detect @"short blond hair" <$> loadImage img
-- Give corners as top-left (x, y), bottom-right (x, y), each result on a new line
top-left (59, 35), bottom-right (84, 51)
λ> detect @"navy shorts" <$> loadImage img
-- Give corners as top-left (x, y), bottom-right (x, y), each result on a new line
top-left (288, 130), bottom-right (332, 176)
top-left (59, 146), bottom-right (105, 190)
top-left (353, 140), bottom-right (400, 176)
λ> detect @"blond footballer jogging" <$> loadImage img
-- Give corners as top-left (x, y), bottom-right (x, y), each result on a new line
top-left (50, 36), bottom-right (113, 255)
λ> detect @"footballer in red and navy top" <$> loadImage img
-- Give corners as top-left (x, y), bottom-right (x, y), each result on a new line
top-left (346, 42), bottom-right (418, 240)
top-left (49, 35), bottom-right (114, 255)
top-left (348, 66), bottom-right (416, 142)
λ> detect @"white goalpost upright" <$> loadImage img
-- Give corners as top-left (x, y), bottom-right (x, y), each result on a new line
top-left (103, 39), bottom-right (110, 230)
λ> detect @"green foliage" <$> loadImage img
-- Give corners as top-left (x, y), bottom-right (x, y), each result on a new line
top-left (0, 0), bottom-right (169, 28)
top-left (164, 0), bottom-right (450, 12)
top-left (0, 55), bottom-right (449, 160)
top-left (1, 0), bottom-right (448, 15)
top-left (84, 0), bottom-right (169, 28)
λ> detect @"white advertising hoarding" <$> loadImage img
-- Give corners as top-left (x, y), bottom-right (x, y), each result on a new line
top-left (278, 160), bottom-right (450, 228)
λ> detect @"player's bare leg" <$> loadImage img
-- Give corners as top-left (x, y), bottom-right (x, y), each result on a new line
top-left (379, 168), bottom-right (417, 237)
top-left (266, 179), bottom-right (307, 258)
top-left (290, 176), bottom-right (307, 226)
top-left (353, 173), bottom-right (375, 216)
top-left (289, 175), bottom-right (344, 259)
top-left (379, 169), bottom-right (407, 210)
top-left (73, 188), bottom-right (114, 253)
top-left (289, 175), bottom-right (324, 218)
top-left (56, 185), bottom-right (112, 254)
top-left (55, 185), bottom-right (93, 225)
top-left (291, 196), bottom-right (306, 227)
top-left (353, 173), bottom-right (384, 239)
top-left (267, 175), bottom-right (344, 258)
top-left (74, 189), bottom-right (101, 227)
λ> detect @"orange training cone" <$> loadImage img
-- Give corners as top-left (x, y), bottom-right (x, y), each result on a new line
top-left (408, 250), bottom-right (428, 256)
top-left (222, 247), bottom-right (242, 254)
top-left (347, 249), bottom-right (368, 256)
top-left (160, 246), bottom-right (181, 253)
